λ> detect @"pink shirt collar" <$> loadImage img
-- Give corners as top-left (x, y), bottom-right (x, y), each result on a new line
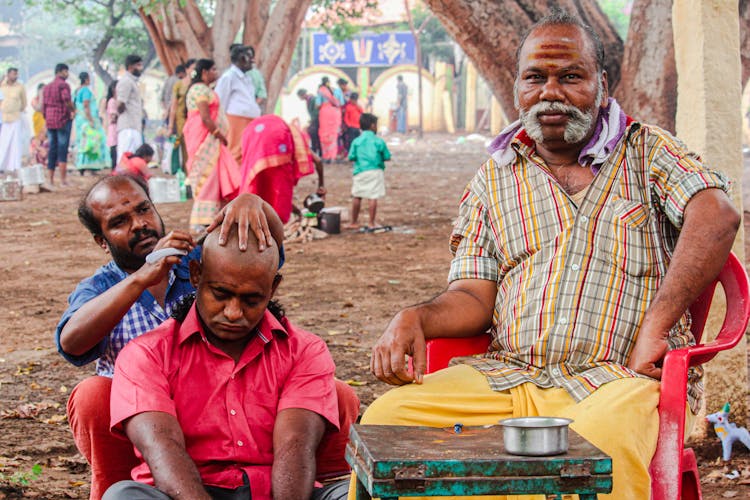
top-left (177, 302), bottom-right (289, 348)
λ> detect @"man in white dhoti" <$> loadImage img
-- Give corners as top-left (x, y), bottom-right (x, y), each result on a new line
top-left (116, 55), bottom-right (145, 163)
top-left (0, 68), bottom-right (28, 173)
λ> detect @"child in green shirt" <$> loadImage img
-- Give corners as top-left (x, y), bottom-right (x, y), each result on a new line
top-left (347, 113), bottom-right (391, 231)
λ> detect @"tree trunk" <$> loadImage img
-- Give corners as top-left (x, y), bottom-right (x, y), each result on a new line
top-left (257, 1), bottom-right (313, 107)
top-left (423, 0), bottom-right (623, 121)
top-left (139, 0), bottom-right (311, 110)
top-left (212, 0), bottom-right (247, 69)
top-left (243, 0), bottom-right (272, 49)
top-left (740, 0), bottom-right (750, 89)
top-left (615, 0), bottom-right (676, 132)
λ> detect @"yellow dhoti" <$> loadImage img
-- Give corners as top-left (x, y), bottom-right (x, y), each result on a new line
top-left (349, 364), bottom-right (695, 500)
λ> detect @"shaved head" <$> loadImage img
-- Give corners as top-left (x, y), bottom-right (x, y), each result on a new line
top-left (190, 223), bottom-right (282, 357)
top-left (201, 225), bottom-right (279, 276)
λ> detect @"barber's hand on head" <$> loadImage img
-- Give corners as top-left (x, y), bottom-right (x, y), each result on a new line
top-left (626, 326), bottom-right (669, 380)
top-left (206, 193), bottom-right (272, 252)
top-left (371, 309), bottom-right (426, 386)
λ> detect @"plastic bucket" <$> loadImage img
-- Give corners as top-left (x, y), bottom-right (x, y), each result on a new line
top-left (318, 208), bottom-right (341, 234)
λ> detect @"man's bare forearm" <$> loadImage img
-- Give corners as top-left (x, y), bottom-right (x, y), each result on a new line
top-left (59, 273), bottom-right (150, 356)
top-left (641, 189), bottom-right (739, 334)
top-left (125, 412), bottom-right (210, 500)
top-left (272, 409), bottom-right (325, 499)
top-left (406, 279), bottom-right (497, 340)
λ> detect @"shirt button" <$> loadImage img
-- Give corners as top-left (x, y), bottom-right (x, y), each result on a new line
top-left (571, 263), bottom-right (580, 271)
top-left (552, 368), bottom-right (561, 376)
top-left (580, 215), bottom-right (589, 223)
top-left (230, 409), bottom-right (237, 416)
top-left (237, 440), bottom-right (244, 447)
top-left (559, 317), bottom-right (568, 325)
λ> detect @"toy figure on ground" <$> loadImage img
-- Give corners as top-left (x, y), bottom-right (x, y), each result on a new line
top-left (706, 403), bottom-right (750, 461)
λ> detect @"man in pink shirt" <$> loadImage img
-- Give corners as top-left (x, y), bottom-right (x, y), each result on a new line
top-left (104, 227), bottom-right (349, 500)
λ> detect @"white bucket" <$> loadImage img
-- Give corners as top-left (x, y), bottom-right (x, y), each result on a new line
top-left (149, 177), bottom-right (181, 203)
top-left (20, 164), bottom-right (45, 186)
top-left (164, 177), bottom-right (180, 202)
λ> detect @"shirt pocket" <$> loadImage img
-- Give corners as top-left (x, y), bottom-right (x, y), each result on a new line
top-left (603, 198), bottom-right (662, 277)
top-left (243, 390), bottom-right (278, 452)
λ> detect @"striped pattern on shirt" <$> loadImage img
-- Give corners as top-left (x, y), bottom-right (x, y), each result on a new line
top-left (448, 123), bottom-right (729, 414)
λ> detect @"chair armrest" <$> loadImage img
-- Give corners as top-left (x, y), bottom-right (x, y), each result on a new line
top-left (650, 348), bottom-right (690, 497)
top-left (687, 251), bottom-right (750, 366)
top-left (686, 331), bottom-right (747, 367)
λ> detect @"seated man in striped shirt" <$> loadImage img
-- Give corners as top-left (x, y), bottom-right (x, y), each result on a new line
top-left (357, 11), bottom-right (739, 500)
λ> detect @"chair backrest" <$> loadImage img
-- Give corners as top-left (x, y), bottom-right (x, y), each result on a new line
top-left (683, 251), bottom-right (750, 352)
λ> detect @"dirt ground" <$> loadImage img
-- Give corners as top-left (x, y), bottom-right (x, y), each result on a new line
top-left (1, 134), bottom-right (748, 498)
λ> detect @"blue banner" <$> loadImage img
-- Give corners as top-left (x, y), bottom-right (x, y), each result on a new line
top-left (311, 32), bottom-right (416, 67)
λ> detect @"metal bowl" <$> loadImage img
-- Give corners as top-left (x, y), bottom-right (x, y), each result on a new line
top-left (499, 417), bottom-right (573, 456)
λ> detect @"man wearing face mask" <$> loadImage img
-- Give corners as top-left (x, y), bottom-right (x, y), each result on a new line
top-left (358, 10), bottom-right (739, 500)
top-left (116, 54), bottom-right (145, 163)
top-left (215, 44), bottom-right (262, 164)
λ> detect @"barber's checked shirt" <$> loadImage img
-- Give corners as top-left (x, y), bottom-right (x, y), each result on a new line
top-left (449, 123), bottom-right (729, 413)
top-left (55, 249), bottom-right (199, 377)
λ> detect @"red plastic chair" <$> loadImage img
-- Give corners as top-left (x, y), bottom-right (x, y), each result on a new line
top-left (421, 252), bottom-right (750, 500)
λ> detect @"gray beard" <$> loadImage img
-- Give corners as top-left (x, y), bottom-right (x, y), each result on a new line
top-left (517, 83), bottom-right (603, 145)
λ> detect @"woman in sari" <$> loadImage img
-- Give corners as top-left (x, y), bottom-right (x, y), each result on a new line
top-left (169, 58), bottom-right (196, 171)
top-left (316, 76), bottom-right (342, 163)
top-left (240, 114), bottom-right (325, 224)
top-left (183, 59), bottom-right (240, 231)
top-left (73, 72), bottom-right (108, 174)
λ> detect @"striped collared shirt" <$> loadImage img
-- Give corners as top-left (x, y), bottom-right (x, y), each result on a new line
top-left (449, 123), bottom-right (729, 413)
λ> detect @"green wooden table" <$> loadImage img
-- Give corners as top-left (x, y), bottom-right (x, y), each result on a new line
top-left (345, 424), bottom-right (612, 499)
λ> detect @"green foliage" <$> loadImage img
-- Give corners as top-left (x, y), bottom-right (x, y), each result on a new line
top-left (391, 4), bottom-right (454, 65)
top-left (596, 0), bottom-right (632, 40)
top-left (410, 4), bottom-right (453, 64)
top-left (0, 463), bottom-right (42, 486)
top-left (21, 0), bottom-right (153, 74)
top-left (311, 0), bottom-right (379, 42)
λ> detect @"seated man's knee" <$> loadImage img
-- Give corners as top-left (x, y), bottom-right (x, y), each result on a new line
top-left (360, 384), bottom-right (413, 425)
top-left (67, 376), bottom-right (112, 428)
top-left (334, 379), bottom-right (360, 428)
top-left (102, 480), bottom-right (170, 500)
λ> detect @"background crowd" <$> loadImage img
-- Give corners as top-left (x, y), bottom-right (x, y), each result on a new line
top-left (1, 47), bottom-right (402, 233)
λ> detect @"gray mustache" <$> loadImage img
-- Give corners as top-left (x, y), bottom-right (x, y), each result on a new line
top-left (529, 101), bottom-right (586, 119)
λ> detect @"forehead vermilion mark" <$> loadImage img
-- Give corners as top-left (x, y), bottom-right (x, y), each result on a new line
top-left (528, 40), bottom-right (579, 60)
top-left (531, 50), bottom-right (579, 61)
top-left (540, 43), bottom-right (574, 50)
top-left (529, 40), bottom-right (580, 60)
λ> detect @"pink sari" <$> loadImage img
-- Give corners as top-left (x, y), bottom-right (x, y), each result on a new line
top-left (183, 83), bottom-right (240, 227)
top-left (240, 115), bottom-right (315, 223)
top-left (317, 84), bottom-right (342, 161)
